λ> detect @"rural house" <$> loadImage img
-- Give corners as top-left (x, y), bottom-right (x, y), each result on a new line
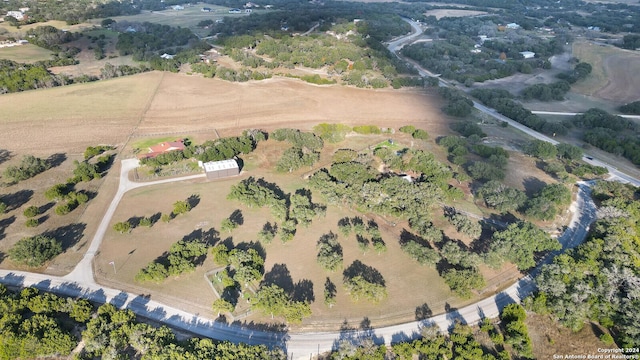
top-left (138, 139), bottom-right (186, 159)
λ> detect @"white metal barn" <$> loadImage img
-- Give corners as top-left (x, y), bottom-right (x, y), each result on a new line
top-left (202, 159), bottom-right (240, 180)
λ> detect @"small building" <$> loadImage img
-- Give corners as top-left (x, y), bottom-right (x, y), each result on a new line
top-left (160, 53), bottom-right (175, 59)
top-left (519, 51), bottom-right (535, 59)
top-left (171, 5), bottom-right (184, 10)
top-left (229, 8), bottom-right (242, 14)
top-left (6, 10), bottom-right (24, 21)
top-left (201, 7), bottom-right (212, 12)
top-left (201, 159), bottom-right (240, 180)
top-left (506, 23), bottom-right (520, 29)
top-left (138, 139), bottom-right (185, 159)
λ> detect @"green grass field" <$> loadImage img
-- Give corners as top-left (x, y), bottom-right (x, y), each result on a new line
top-left (104, 6), bottom-right (262, 38)
top-left (0, 44), bottom-right (54, 63)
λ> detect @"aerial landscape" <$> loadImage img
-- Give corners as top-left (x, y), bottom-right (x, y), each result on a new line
top-left (0, 0), bottom-right (639, 358)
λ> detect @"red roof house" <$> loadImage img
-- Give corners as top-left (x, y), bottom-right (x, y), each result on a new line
top-left (138, 139), bottom-right (185, 159)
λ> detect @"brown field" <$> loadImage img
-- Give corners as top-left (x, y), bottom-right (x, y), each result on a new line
top-left (137, 73), bottom-right (450, 136)
top-left (0, 72), bottom-right (561, 331)
top-left (424, 9), bottom-right (488, 19)
top-left (0, 71), bottom-right (164, 153)
top-left (572, 41), bottom-right (640, 104)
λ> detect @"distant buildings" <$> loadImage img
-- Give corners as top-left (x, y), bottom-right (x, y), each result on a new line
top-left (519, 51), bottom-right (536, 59)
top-left (5, 10), bottom-right (26, 21)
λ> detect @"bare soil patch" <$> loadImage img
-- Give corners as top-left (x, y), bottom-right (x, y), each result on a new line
top-left (138, 73), bottom-right (450, 137)
top-left (526, 313), bottom-right (612, 359)
top-left (424, 9), bottom-right (488, 19)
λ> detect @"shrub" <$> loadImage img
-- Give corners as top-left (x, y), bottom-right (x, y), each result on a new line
top-left (55, 204), bottom-right (71, 215)
top-left (25, 218), bottom-right (39, 227)
top-left (9, 235), bottom-right (62, 267)
top-left (412, 129), bottom-right (429, 140)
top-left (352, 125), bottom-right (381, 134)
top-left (399, 125), bottom-right (416, 134)
top-left (23, 205), bottom-right (40, 218)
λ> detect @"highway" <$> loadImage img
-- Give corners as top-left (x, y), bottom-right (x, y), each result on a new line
top-left (388, 18), bottom-right (640, 188)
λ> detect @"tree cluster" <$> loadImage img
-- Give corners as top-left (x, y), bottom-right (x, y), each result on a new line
top-left (0, 286), bottom-right (91, 359)
top-left (342, 260), bottom-right (387, 303)
top-left (2, 155), bottom-right (49, 184)
top-left (500, 304), bottom-right (534, 359)
top-left (9, 235), bottom-right (62, 267)
top-left (536, 185), bottom-right (640, 346)
top-left (573, 108), bottom-right (640, 165)
top-left (471, 89), bottom-right (568, 136)
top-left (136, 239), bottom-right (208, 282)
top-left (487, 221), bottom-right (560, 270)
top-left (619, 100), bottom-right (640, 115)
top-left (316, 232), bottom-right (344, 271)
top-left (250, 284), bottom-right (312, 323)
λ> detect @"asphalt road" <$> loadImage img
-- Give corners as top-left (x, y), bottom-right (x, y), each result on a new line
top-left (0, 170), bottom-right (597, 359)
top-left (389, 18), bottom-right (640, 188)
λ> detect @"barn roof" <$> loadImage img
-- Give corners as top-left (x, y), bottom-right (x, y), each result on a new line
top-left (203, 159), bottom-right (238, 172)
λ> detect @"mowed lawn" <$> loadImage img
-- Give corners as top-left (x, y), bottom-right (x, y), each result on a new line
top-left (0, 44), bottom-right (54, 63)
top-left (103, 6), bottom-right (245, 38)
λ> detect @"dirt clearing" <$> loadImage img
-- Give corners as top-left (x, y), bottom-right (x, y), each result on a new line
top-left (138, 73), bottom-right (450, 136)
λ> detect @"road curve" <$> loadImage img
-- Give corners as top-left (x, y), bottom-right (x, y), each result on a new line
top-left (64, 159), bottom-right (206, 284)
top-left (0, 24), bottom-right (628, 358)
top-left (0, 177), bottom-right (596, 359)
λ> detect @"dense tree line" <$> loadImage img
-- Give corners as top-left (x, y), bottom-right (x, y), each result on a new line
top-left (115, 22), bottom-right (198, 61)
top-left (619, 100), bottom-right (640, 115)
top-left (26, 26), bottom-right (80, 51)
top-left (573, 109), bottom-right (640, 165)
top-left (470, 88), bottom-right (568, 136)
top-left (0, 60), bottom-right (61, 94)
top-left (535, 181), bottom-right (640, 346)
top-left (521, 81), bottom-right (571, 101)
top-left (0, 286), bottom-right (91, 359)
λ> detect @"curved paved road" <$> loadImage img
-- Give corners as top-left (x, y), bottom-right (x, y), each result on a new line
top-left (0, 24), bottom-right (630, 358)
top-left (0, 174), bottom-right (596, 359)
